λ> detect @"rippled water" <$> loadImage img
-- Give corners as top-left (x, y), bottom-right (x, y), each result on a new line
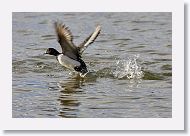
top-left (12, 12), bottom-right (172, 118)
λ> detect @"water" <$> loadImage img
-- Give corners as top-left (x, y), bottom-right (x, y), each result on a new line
top-left (12, 12), bottom-right (172, 118)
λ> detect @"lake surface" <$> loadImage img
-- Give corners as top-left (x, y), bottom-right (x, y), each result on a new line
top-left (12, 12), bottom-right (172, 118)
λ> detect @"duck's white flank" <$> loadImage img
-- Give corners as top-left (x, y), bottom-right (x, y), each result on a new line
top-left (57, 54), bottom-right (80, 70)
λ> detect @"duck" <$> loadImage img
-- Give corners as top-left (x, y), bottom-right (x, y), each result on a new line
top-left (45, 22), bottom-right (101, 77)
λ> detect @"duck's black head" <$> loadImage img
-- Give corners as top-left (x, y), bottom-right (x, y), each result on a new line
top-left (45, 48), bottom-right (60, 56)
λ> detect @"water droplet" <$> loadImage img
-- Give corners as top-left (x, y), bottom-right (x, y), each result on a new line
top-left (113, 55), bottom-right (144, 79)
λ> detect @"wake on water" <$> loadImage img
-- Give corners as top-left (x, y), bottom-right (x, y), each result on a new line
top-left (69, 54), bottom-right (144, 80)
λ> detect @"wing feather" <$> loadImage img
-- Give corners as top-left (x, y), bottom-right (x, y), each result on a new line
top-left (78, 25), bottom-right (101, 54)
top-left (54, 22), bottom-right (79, 60)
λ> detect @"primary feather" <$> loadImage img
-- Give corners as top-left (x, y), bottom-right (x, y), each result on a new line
top-left (78, 25), bottom-right (101, 54)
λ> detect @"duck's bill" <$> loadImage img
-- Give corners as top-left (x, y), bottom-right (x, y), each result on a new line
top-left (44, 52), bottom-right (48, 55)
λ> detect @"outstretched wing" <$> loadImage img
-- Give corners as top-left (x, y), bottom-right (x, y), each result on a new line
top-left (54, 22), bottom-right (80, 60)
top-left (78, 25), bottom-right (101, 54)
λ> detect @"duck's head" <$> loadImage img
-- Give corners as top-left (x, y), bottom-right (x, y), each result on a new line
top-left (45, 48), bottom-right (60, 56)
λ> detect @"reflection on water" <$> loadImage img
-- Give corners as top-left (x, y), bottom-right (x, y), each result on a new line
top-left (58, 76), bottom-right (84, 92)
top-left (57, 77), bottom-right (83, 118)
top-left (12, 12), bottom-right (172, 118)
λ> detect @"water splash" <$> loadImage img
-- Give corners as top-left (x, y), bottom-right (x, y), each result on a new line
top-left (113, 55), bottom-right (144, 79)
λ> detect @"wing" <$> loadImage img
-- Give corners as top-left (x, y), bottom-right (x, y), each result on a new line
top-left (54, 22), bottom-right (80, 60)
top-left (78, 25), bottom-right (101, 54)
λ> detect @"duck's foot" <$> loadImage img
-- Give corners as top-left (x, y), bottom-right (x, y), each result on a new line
top-left (79, 72), bottom-right (88, 78)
